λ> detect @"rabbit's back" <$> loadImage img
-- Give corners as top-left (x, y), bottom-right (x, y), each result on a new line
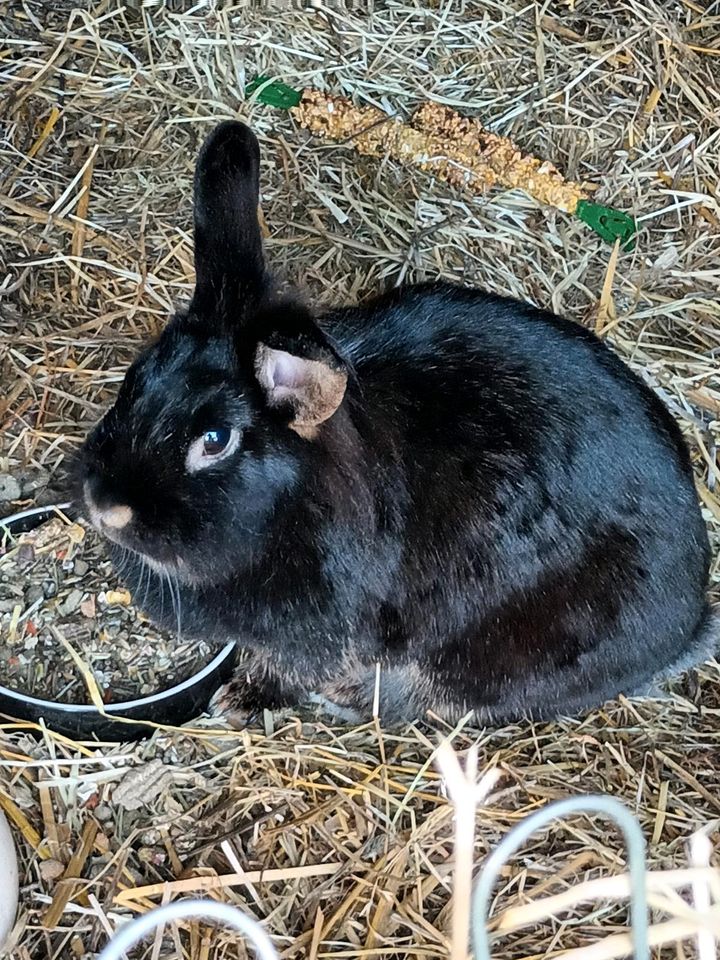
top-left (329, 284), bottom-right (698, 515)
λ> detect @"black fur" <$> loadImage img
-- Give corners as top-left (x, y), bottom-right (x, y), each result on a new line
top-left (73, 122), bottom-right (711, 724)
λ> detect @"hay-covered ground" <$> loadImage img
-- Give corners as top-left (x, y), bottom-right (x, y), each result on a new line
top-left (1, 2), bottom-right (719, 958)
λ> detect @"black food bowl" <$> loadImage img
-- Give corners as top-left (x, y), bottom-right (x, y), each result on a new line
top-left (0, 504), bottom-right (236, 741)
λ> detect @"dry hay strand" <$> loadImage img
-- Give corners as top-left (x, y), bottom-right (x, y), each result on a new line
top-left (0, 1), bottom-right (719, 958)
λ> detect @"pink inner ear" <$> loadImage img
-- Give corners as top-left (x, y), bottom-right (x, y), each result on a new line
top-left (270, 349), bottom-right (307, 390)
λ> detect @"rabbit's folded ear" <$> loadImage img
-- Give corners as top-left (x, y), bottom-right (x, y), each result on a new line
top-left (191, 121), bottom-right (266, 318)
top-left (255, 344), bottom-right (347, 434)
top-left (252, 304), bottom-right (348, 435)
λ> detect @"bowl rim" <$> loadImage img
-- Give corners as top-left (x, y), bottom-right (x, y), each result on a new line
top-left (0, 502), bottom-right (235, 717)
top-left (0, 502), bottom-right (74, 529)
top-left (0, 642), bottom-right (237, 715)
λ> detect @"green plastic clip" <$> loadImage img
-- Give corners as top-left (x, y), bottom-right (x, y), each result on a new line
top-left (245, 75), bottom-right (302, 109)
top-left (576, 199), bottom-right (636, 250)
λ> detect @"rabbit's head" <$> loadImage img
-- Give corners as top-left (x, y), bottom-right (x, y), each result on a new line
top-left (75, 122), bottom-right (348, 584)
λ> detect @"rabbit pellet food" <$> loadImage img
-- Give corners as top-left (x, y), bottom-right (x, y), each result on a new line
top-left (0, 517), bottom-right (221, 704)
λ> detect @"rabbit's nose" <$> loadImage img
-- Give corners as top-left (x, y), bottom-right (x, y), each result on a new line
top-left (83, 481), bottom-right (134, 531)
top-left (98, 504), bottom-right (134, 529)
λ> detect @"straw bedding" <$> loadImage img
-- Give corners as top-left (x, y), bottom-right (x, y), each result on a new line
top-left (0, 2), bottom-right (719, 958)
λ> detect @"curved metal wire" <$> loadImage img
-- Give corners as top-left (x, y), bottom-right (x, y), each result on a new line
top-left (472, 794), bottom-right (649, 960)
top-left (96, 899), bottom-right (279, 960)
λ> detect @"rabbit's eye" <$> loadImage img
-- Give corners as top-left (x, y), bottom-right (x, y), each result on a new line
top-left (203, 427), bottom-right (231, 456)
top-left (186, 425), bottom-right (240, 473)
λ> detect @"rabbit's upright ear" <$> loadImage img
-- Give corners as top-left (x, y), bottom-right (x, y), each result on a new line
top-left (191, 121), bottom-right (266, 319)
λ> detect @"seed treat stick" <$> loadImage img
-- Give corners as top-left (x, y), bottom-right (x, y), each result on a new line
top-left (247, 76), bottom-right (637, 249)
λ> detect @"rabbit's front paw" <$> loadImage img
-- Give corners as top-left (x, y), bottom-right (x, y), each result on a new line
top-left (210, 662), bottom-right (305, 728)
top-left (209, 677), bottom-right (266, 728)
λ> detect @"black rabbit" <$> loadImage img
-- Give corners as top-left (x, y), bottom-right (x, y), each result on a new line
top-left (75, 121), bottom-right (713, 725)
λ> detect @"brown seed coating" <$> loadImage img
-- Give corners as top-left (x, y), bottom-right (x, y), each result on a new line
top-left (291, 88), bottom-right (497, 193)
top-left (413, 102), bottom-right (587, 213)
top-left (291, 89), bottom-right (588, 213)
